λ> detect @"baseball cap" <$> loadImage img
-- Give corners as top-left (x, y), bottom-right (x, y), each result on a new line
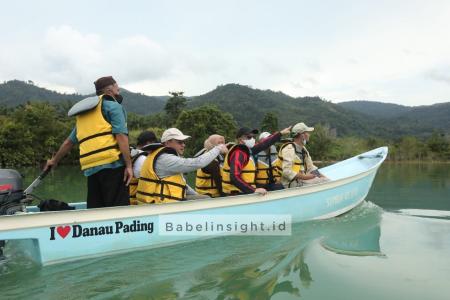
top-left (236, 127), bottom-right (259, 138)
top-left (291, 122), bottom-right (314, 135)
top-left (161, 128), bottom-right (191, 142)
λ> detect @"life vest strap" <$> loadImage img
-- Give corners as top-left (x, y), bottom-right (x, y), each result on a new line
top-left (195, 185), bottom-right (217, 190)
top-left (131, 151), bottom-right (148, 163)
top-left (222, 179), bottom-right (256, 185)
top-left (78, 131), bottom-right (113, 145)
top-left (139, 177), bottom-right (186, 189)
top-left (79, 145), bottom-right (119, 159)
top-left (222, 168), bottom-right (255, 174)
top-left (136, 190), bottom-right (185, 201)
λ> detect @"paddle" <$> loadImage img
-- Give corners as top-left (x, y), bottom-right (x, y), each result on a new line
top-left (24, 166), bottom-right (52, 195)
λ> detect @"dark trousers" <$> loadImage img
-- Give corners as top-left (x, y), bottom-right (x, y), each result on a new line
top-left (87, 166), bottom-right (130, 208)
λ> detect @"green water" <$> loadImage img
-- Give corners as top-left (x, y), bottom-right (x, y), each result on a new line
top-left (1, 163), bottom-right (450, 299)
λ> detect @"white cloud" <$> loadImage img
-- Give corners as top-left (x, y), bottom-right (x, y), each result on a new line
top-left (1, 1), bottom-right (450, 106)
top-left (0, 25), bottom-right (172, 94)
top-left (425, 68), bottom-right (450, 85)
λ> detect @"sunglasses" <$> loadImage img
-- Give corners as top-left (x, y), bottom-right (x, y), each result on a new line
top-left (244, 135), bottom-right (254, 140)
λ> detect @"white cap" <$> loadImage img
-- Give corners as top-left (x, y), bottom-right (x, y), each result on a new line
top-left (259, 131), bottom-right (271, 140)
top-left (161, 128), bottom-right (191, 143)
top-left (291, 122), bottom-right (314, 135)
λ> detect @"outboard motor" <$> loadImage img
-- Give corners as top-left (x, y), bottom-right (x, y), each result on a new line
top-left (0, 169), bottom-right (29, 259)
top-left (0, 169), bottom-right (28, 215)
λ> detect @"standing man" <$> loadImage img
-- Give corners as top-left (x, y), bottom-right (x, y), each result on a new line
top-left (44, 76), bottom-right (132, 208)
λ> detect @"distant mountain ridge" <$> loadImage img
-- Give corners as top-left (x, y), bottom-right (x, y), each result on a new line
top-left (188, 84), bottom-right (378, 136)
top-left (0, 80), bottom-right (168, 115)
top-left (1, 80), bottom-right (448, 138)
top-left (0, 80), bottom-right (82, 106)
top-left (338, 100), bottom-right (450, 136)
top-left (337, 101), bottom-right (411, 119)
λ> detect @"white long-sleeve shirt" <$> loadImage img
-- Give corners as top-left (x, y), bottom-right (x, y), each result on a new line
top-left (281, 143), bottom-right (317, 186)
top-left (154, 146), bottom-right (222, 195)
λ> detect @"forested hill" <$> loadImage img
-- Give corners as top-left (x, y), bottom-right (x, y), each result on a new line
top-left (0, 80), bottom-right (168, 114)
top-left (188, 84), bottom-right (379, 136)
top-left (338, 101), bottom-right (411, 119)
top-left (1, 80), bottom-right (449, 138)
top-left (338, 100), bottom-right (450, 136)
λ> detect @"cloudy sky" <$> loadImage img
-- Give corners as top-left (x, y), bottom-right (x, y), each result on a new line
top-left (1, 0), bottom-right (449, 106)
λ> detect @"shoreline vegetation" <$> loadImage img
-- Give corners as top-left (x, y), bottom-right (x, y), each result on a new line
top-left (1, 93), bottom-right (449, 168)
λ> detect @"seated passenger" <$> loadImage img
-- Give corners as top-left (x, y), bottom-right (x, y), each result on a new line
top-left (277, 122), bottom-right (328, 188)
top-left (254, 132), bottom-right (283, 191)
top-left (129, 131), bottom-right (159, 205)
top-left (195, 135), bottom-right (226, 197)
top-left (136, 128), bottom-right (228, 204)
top-left (222, 126), bottom-right (291, 196)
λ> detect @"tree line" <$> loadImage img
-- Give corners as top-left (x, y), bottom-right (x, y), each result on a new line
top-left (0, 93), bottom-right (449, 168)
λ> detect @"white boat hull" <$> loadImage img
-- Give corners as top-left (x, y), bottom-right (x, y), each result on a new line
top-left (0, 147), bottom-right (388, 265)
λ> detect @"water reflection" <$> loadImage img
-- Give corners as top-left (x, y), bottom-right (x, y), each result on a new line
top-left (321, 206), bottom-right (384, 257)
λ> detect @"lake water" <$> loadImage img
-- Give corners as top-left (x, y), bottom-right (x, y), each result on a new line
top-left (1, 163), bottom-right (449, 299)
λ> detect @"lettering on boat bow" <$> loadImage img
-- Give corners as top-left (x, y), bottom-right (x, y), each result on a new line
top-left (326, 188), bottom-right (359, 208)
top-left (49, 220), bottom-right (154, 240)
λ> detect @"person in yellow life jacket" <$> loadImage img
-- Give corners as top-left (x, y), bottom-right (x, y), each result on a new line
top-left (129, 131), bottom-right (160, 205)
top-left (195, 134), bottom-right (226, 197)
top-left (222, 126), bottom-right (292, 196)
top-left (136, 128), bottom-right (228, 204)
top-left (278, 122), bottom-right (329, 188)
top-left (254, 131), bottom-right (283, 191)
top-left (44, 76), bottom-right (133, 208)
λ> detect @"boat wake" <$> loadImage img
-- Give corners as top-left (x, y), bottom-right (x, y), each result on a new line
top-left (393, 209), bottom-right (450, 220)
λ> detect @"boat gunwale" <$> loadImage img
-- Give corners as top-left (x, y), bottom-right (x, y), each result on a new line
top-left (0, 147), bottom-right (388, 231)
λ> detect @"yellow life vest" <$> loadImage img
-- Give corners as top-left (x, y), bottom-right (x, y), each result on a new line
top-left (136, 146), bottom-right (187, 204)
top-left (274, 142), bottom-right (305, 176)
top-left (194, 148), bottom-right (222, 197)
top-left (76, 95), bottom-right (121, 170)
top-left (129, 177), bottom-right (139, 205)
top-left (129, 151), bottom-right (148, 205)
top-left (222, 144), bottom-right (256, 194)
top-left (255, 156), bottom-right (281, 185)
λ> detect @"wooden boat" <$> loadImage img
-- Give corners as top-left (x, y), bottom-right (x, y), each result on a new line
top-left (0, 147), bottom-right (388, 266)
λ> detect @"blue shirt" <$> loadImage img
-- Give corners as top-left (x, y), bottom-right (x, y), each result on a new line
top-left (69, 98), bottom-right (128, 177)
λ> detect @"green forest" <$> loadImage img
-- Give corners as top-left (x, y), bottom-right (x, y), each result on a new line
top-left (0, 91), bottom-right (448, 168)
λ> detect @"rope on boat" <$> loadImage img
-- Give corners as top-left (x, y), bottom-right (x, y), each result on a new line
top-left (358, 152), bottom-right (383, 159)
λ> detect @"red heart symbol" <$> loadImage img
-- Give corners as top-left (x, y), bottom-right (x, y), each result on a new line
top-left (57, 226), bottom-right (71, 238)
